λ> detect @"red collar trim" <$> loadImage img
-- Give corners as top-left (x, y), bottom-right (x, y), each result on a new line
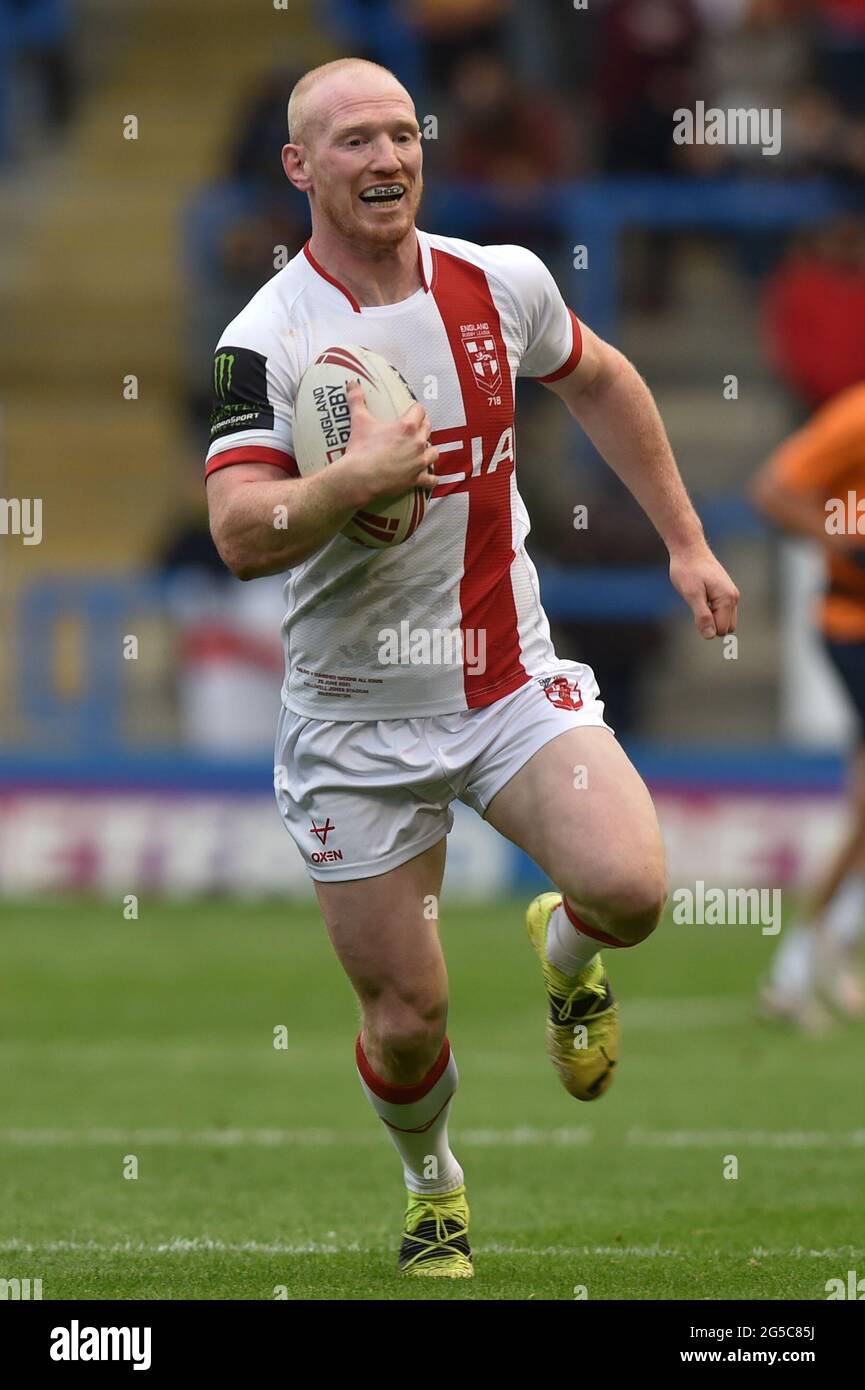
top-left (303, 236), bottom-right (429, 311)
top-left (303, 242), bottom-right (361, 313)
top-left (416, 235), bottom-right (429, 292)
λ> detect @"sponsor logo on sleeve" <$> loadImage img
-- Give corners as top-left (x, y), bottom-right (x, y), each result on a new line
top-left (209, 345), bottom-right (276, 442)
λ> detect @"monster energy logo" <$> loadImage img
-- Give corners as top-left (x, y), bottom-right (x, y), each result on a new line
top-left (214, 352), bottom-right (236, 398)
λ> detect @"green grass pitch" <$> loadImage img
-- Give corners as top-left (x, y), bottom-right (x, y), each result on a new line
top-left (0, 896), bottom-right (862, 1300)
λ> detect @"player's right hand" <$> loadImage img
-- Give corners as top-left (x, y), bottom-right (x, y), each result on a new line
top-left (342, 378), bottom-right (438, 503)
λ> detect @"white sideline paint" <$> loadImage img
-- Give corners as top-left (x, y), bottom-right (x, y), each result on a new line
top-left (0, 1237), bottom-right (862, 1260)
top-left (627, 1128), bottom-right (865, 1149)
top-left (1, 1126), bottom-right (863, 1148)
top-left (0, 1126), bottom-right (592, 1148)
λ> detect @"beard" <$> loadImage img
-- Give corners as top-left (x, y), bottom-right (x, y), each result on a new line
top-left (314, 172), bottom-right (424, 250)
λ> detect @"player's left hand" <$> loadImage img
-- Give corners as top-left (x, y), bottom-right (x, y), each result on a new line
top-left (669, 544), bottom-right (739, 639)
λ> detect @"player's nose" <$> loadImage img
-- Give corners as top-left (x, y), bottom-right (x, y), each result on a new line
top-left (368, 136), bottom-right (402, 173)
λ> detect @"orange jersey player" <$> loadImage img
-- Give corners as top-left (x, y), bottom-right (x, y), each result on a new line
top-left (752, 383), bottom-right (865, 1028)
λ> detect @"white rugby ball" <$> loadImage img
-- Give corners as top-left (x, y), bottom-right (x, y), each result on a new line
top-left (293, 344), bottom-right (430, 549)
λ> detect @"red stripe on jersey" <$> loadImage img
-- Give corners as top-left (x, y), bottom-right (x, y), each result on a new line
top-left (303, 242), bottom-right (362, 313)
top-left (205, 446), bottom-right (299, 478)
top-left (536, 309), bottom-right (583, 383)
top-left (356, 1035), bottom-right (451, 1104)
top-left (430, 248), bottom-right (528, 708)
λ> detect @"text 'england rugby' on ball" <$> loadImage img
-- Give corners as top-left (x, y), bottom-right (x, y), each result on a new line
top-left (293, 344), bottom-right (430, 549)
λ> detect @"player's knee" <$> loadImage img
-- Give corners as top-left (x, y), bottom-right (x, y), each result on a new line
top-left (606, 879), bottom-right (667, 945)
top-left (365, 994), bottom-right (447, 1075)
top-left (574, 864), bottom-right (668, 946)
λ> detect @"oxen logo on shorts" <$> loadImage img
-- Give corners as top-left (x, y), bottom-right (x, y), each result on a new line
top-left (310, 817), bottom-right (343, 864)
top-left (310, 818), bottom-right (336, 845)
top-left (539, 676), bottom-right (583, 711)
top-left (460, 322), bottom-right (501, 397)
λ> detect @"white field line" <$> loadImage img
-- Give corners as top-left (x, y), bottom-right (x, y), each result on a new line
top-left (0, 1126), bottom-right (592, 1148)
top-left (0, 1237), bottom-right (862, 1261)
top-left (0, 1126), bottom-right (863, 1149)
top-left (626, 1128), bottom-right (865, 1149)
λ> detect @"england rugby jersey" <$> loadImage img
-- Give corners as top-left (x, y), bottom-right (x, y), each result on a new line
top-left (205, 230), bottom-right (584, 720)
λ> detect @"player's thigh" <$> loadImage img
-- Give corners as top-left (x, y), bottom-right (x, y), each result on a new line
top-left (484, 726), bottom-right (667, 917)
top-left (314, 837), bottom-right (448, 1019)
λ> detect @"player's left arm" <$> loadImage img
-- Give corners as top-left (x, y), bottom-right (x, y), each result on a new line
top-left (544, 322), bottom-right (739, 639)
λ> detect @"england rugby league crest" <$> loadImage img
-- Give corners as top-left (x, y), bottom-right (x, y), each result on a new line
top-left (460, 322), bottom-right (501, 397)
top-left (538, 675), bottom-right (583, 712)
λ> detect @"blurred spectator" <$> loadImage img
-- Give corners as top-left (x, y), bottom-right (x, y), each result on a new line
top-left (230, 69), bottom-right (300, 189)
top-left (436, 52), bottom-right (579, 250)
top-left (782, 84), bottom-right (848, 175)
top-left (12, 0), bottom-right (74, 128)
top-left (763, 216), bottom-right (865, 410)
top-left (441, 52), bottom-right (578, 186)
top-left (811, 0), bottom-right (865, 114)
top-left (410, 0), bottom-right (510, 94)
top-left (594, 0), bottom-right (699, 173)
top-left (689, 0), bottom-right (809, 174)
top-left (183, 70), bottom-right (308, 430)
top-left (0, 0), bottom-right (76, 159)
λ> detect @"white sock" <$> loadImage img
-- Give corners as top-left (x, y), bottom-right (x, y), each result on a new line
top-left (356, 1035), bottom-right (464, 1196)
top-left (545, 902), bottom-right (600, 978)
top-left (768, 925), bottom-right (815, 997)
top-left (821, 874), bottom-right (865, 953)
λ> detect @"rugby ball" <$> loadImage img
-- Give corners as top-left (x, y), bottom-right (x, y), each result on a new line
top-left (293, 344), bottom-right (430, 549)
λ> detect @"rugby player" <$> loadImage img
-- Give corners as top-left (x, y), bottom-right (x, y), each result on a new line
top-left (205, 57), bottom-right (739, 1277)
top-left (753, 383), bottom-right (865, 1029)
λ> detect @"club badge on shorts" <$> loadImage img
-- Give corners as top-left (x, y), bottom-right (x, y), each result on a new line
top-left (538, 675), bottom-right (583, 711)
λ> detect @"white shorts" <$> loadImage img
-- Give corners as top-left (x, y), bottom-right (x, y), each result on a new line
top-left (273, 666), bottom-right (612, 881)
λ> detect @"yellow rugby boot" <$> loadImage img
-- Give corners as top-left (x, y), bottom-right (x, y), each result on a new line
top-left (526, 892), bottom-right (620, 1101)
top-left (397, 1185), bottom-right (473, 1278)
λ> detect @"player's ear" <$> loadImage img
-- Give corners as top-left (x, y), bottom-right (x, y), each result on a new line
top-left (282, 143), bottom-right (312, 192)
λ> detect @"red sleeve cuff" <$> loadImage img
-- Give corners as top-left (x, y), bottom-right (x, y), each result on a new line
top-left (535, 309), bottom-right (583, 383)
top-left (205, 445), bottom-right (299, 479)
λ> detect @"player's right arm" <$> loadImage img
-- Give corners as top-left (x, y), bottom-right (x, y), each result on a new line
top-left (207, 380), bottom-right (438, 578)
